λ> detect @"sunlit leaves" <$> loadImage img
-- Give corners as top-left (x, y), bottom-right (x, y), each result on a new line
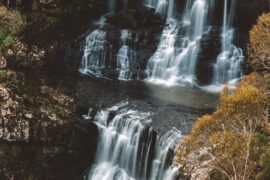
top-left (175, 73), bottom-right (270, 180)
top-left (248, 13), bottom-right (270, 72)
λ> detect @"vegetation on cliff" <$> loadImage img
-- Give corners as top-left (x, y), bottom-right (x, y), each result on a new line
top-left (0, 3), bottom-right (97, 179)
top-left (0, 6), bottom-right (23, 66)
top-left (176, 13), bottom-right (270, 180)
top-left (248, 13), bottom-right (270, 73)
top-left (176, 73), bottom-right (270, 180)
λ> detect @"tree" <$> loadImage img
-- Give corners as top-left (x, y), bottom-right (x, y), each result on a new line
top-left (175, 73), bottom-right (270, 180)
top-left (248, 13), bottom-right (270, 73)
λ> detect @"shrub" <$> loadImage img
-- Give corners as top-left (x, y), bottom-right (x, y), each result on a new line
top-left (248, 13), bottom-right (270, 73)
top-left (175, 73), bottom-right (270, 180)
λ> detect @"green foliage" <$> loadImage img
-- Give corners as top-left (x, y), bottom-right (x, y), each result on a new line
top-left (0, 30), bottom-right (16, 57)
top-left (0, 6), bottom-right (24, 35)
top-left (0, 6), bottom-right (23, 59)
top-left (0, 69), bottom-right (6, 76)
top-left (42, 16), bottom-right (58, 31)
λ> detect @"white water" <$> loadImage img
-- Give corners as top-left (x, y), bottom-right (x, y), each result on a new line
top-left (150, 128), bottom-right (182, 180)
top-left (146, 0), bottom-right (207, 86)
top-left (108, 0), bottom-right (116, 13)
top-left (80, 0), bottom-right (244, 88)
top-left (124, 0), bottom-right (129, 9)
top-left (80, 30), bottom-right (108, 76)
top-left (211, 0), bottom-right (244, 87)
top-left (109, 0), bottom-right (129, 13)
top-left (86, 102), bottom-right (182, 180)
top-left (144, 0), bottom-right (156, 7)
top-left (80, 24), bottom-right (137, 80)
top-left (145, 0), bottom-right (174, 20)
top-left (117, 30), bottom-right (136, 80)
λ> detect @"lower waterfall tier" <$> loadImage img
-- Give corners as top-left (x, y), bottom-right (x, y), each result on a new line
top-left (84, 102), bottom-right (182, 180)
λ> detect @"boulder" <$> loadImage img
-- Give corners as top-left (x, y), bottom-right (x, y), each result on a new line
top-left (196, 27), bottom-right (222, 85)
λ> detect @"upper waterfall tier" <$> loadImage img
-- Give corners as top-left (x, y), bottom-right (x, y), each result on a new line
top-left (211, 0), bottom-right (244, 88)
top-left (146, 0), bottom-right (208, 85)
top-left (79, 0), bottom-right (245, 89)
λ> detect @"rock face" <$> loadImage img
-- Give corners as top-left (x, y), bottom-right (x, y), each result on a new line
top-left (0, 70), bottom-right (98, 179)
top-left (196, 27), bottom-right (222, 85)
top-left (0, 85), bottom-right (30, 142)
top-left (236, 0), bottom-right (269, 31)
top-left (106, 7), bottom-right (164, 29)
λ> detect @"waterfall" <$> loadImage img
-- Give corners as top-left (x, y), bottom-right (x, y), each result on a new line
top-left (150, 128), bottom-right (182, 180)
top-left (156, 0), bottom-right (169, 17)
top-left (212, 0), bottom-right (244, 86)
top-left (86, 102), bottom-right (182, 180)
top-left (124, 0), bottom-right (129, 9)
top-left (144, 0), bottom-right (174, 19)
top-left (146, 0), bottom-right (207, 85)
top-left (108, 0), bottom-right (116, 13)
top-left (80, 20), bottom-right (138, 80)
top-left (144, 0), bottom-right (157, 9)
top-left (117, 30), bottom-right (137, 81)
top-left (80, 0), bottom-right (244, 89)
top-left (108, 0), bottom-right (129, 13)
top-left (79, 30), bottom-right (109, 76)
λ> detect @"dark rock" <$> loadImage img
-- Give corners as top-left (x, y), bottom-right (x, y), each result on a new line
top-left (236, 0), bottom-right (269, 32)
top-left (107, 6), bottom-right (165, 29)
top-left (196, 27), bottom-right (222, 85)
top-left (0, 70), bottom-right (98, 179)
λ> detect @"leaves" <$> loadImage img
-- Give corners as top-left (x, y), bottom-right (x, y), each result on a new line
top-left (175, 73), bottom-right (270, 180)
top-left (248, 13), bottom-right (270, 72)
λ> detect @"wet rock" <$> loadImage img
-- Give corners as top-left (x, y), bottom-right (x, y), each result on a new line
top-left (107, 6), bottom-right (164, 29)
top-left (236, 0), bottom-right (269, 31)
top-left (196, 27), bottom-right (222, 85)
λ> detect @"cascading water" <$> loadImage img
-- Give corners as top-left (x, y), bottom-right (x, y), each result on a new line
top-left (80, 0), bottom-right (244, 88)
top-left (117, 30), bottom-right (137, 80)
top-left (124, 0), bottom-right (129, 9)
top-left (80, 22), bottom-right (138, 80)
top-left (108, 0), bottom-right (116, 13)
top-left (146, 0), bottom-right (208, 85)
top-left (144, 0), bottom-right (156, 7)
top-left (144, 0), bottom-right (174, 19)
top-left (79, 30), bottom-right (109, 76)
top-left (212, 0), bottom-right (244, 86)
top-left (80, 1), bottom-right (139, 81)
top-left (108, 0), bottom-right (129, 13)
top-left (150, 128), bottom-right (182, 180)
top-left (85, 102), bottom-right (182, 180)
